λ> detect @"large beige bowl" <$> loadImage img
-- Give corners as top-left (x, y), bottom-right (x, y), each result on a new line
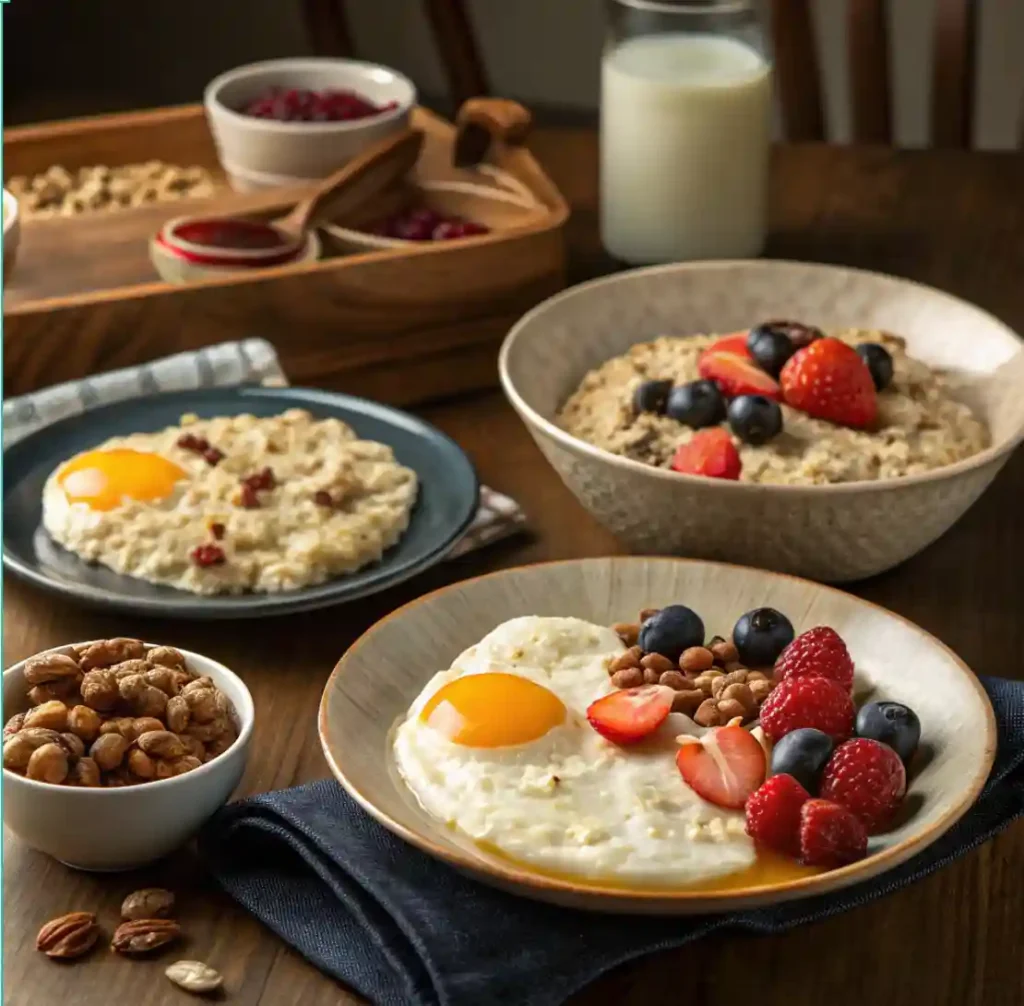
top-left (499, 260), bottom-right (1024, 581)
top-left (320, 557), bottom-right (996, 914)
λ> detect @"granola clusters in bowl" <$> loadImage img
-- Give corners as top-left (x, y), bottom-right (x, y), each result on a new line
top-left (41, 408), bottom-right (419, 595)
top-left (558, 327), bottom-right (988, 485)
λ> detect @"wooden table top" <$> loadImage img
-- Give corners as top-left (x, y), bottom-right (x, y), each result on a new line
top-left (4, 132), bottom-right (1023, 1006)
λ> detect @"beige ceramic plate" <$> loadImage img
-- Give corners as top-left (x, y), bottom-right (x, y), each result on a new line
top-left (319, 557), bottom-right (996, 914)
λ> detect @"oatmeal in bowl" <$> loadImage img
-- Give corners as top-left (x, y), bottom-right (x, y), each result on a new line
top-left (41, 408), bottom-right (418, 595)
top-left (500, 260), bottom-right (1024, 580)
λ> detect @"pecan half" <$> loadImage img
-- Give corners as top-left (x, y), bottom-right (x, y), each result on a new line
top-left (111, 918), bottom-right (181, 954)
top-left (121, 888), bottom-right (175, 921)
top-left (36, 911), bottom-right (100, 959)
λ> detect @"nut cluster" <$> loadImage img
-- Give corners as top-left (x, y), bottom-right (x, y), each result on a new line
top-left (4, 639), bottom-right (238, 787)
top-left (609, 614), bottom-right (778, 725)
top-left (7, 162), bottom-right (216, 219)
top-left (36, 889), bottom-right (223, 994)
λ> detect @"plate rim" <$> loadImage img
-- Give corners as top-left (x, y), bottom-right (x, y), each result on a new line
top-left (319, 555), bottom-right (998, 912)
top-left (2, 385), bottom-right (479, 619)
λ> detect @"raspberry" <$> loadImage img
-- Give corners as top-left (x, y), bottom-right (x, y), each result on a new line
top-left (820, 738), bottom-right (907, 833)
top-left (745, 774), bottom-right (810, 858)
top-left (759, 675), bottom-right (855, 743)
top-left (775, 626), bottom-right (855, 691)
top-left (799, 798), bottom-right (868, 867)
top-left (190, 544), bottom-right (225, 568)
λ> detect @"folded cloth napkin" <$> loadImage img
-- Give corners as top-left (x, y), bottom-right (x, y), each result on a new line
top-left (199, 676), bottom-right (1024, 1006)
top-left (2, 339), bottom-right (526, 556)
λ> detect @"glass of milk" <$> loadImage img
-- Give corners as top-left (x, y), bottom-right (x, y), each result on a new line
top-left (601, 0), bottom-right (773, 264)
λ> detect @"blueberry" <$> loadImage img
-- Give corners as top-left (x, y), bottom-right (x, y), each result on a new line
top-left (856, 343), bottom-right (894, 391)
top-left (747, 326), bottom-right (796, 377)
top-left (638, 605), bottom-right (705, 662)
top-left (770, 728), bottom-right (834, 793)
top-left (855, 701), bottom-right (921, 763)
top-left (632, 379), bottom-right (673, 415)
top-left (727, 394), bottom-right (783, 445)
top-left (732, 607), bottom-right (794, 667)
top-left (665, 380), bottom-right (726, 428)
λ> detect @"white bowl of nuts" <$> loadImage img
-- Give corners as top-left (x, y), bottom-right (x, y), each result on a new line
top-left (2, 638), bottom-right (254, 871)
top-left (4, 187), bottom-right (20, 282)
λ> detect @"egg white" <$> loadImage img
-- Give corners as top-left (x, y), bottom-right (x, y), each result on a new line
top-left (393, 616), bottom-right (755, 886)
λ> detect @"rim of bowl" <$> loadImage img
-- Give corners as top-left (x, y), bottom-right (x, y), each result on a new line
top-left (158, 216), bottom-right (303, 265)
top-left (3, 641), bottom-right (255, 795)
top-left (499, 258), bottom-right (1024, 497)
top-left (151, 227), bottom-right (320, 271)
top-left (3, 189), bottom-right (19, 234)
top-left (319, 554), bottom-right (998, 905)
top-left (204, 57), bottom-right (417, 134)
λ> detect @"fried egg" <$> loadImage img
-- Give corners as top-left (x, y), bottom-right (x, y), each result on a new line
top-left (393, 616), bottom-right (756, 886)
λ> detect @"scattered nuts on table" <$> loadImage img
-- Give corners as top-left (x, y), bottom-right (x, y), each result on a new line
top-left (35, 912), bottom-right (101, 959)
top-left (121, 888), bottom-right (176, 921)
top-left (4, 640), bottom-right (239, 787)
top-left (111, 918), bottom-right (182, 955)
top-left (5, 162), bottom-right (216, 220)
top-left (166, 959), bottom-right (224, 994)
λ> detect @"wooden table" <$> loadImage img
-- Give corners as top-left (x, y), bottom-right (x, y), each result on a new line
top-left (5, 134), bottom-right (1023, 1006)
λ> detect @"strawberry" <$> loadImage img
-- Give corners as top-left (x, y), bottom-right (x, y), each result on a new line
top-left (799, 798), bottom-right (868, 867)
top-left (745, 774), bottom-right (810, 858)
top-left (670, 428), bottom-right (742, 480)
top-left (759, 675), bottom-right (855, 743)
top-left (698, 348), bottom-right (781, 400)
top-left (676, 725), bottom-right (767, 810)
top-left (775, 626), bottom-right (855, 691)
top-left (706, 332), bottom-right (753, 357)
top-left (779, 337), bottom-right (878, 429)
top-left (820, 738), bottom-right (907, 833)
top-left (586, 685), bottom-right (674, 745)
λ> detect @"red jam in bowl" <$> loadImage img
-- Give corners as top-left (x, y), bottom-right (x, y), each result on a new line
top-left (242, 87), bottom-right (397, 123)
top-left (171, 218), bottom-right (290, 252)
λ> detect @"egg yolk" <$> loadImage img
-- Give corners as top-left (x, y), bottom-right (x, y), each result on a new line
top-left (57, 449), bottom-right (187, 511)
top-left (421, 673), bottom-right (566, 748)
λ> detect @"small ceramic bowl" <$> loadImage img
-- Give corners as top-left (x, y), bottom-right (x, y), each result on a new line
top-left (4, 188), bottom-right (21, 283)
top-left (150, 219), bottom-right (320, 284)
top-left (3, 643), bottom-right (254, 871)
top-left (499, 260), bottom-right (1024, 581)
top-left (204, 57), bottom-right (416, 188)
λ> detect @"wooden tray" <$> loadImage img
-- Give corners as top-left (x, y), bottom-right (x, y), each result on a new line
top-left (3, 102), bottom-right (569, 405)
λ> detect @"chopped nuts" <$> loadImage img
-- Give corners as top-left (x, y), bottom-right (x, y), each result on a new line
top-left (709, 639), bottom-right (739, 666)
top-left (609, 647), bottom-right (642, 673)
top-left (611, 622), bottom-right (640, 647)
top-left (610, 667), bottom-right (644, 689)
top-left (658, 670), bottom-right (688, 690)
top-left (640, 653), bottom-right (675, 674)
top-left (679, 646), bottom-right (714, 674)
top-left (36, 912), bottom-right (100, 959)
top-left (121, 888), bottom-right (175, 921)
top-left (642, 667), bottom-right (661, 685)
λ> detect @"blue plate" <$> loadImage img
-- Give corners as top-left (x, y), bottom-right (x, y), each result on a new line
top-left (3, 386), bottom-right (479, 618)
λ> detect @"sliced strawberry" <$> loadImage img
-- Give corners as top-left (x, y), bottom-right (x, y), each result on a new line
top-left (676, 725), bottom-right (767, 810)
top-left (707, 332), bottom-right (753, 357)
top-left (670, 428), bottom-right (742, 480)
top-left (779, 338), bottom-right (878, 429)
top-left (586, 685), bottom-right (674, 745)
top-left (698, 349), bottom-right (781, 400)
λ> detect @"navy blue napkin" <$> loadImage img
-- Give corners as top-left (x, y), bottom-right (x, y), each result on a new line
top-left (199, 676), bottom-right (1024, 1006)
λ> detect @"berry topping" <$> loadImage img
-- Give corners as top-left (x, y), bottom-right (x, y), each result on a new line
top-left (769, 727), bottom-right (834, 793)
top-left (676, 725), bottom-right (767, 810)
top-left (242, 467), bottom-right (276, 492)
top-left (670, 428), bottom-right (742, 480)
top-left (745, 773), bottom-right (810, 857)
top-left (242, 87), bottom-right (395, 122)
top-left (732, 607), bottom-right (795, 667)
top-left (820, 737), bottom-right (907, 833)
top-left (753, 320), bottom-right (823, 351)
top-left (727, 394), bottom-right (783, 445)
top-left (855, 701), bottom-right (921, 764)
top-left (759, 675), bottom-right (855, 743)
top-left (633, 379), bottom-right (673, 415)
top-left (706, 332), bottom-right (753, 356)
top-left (370, 207), bottom-right (489, 242)
top-left (638, 604), bottom-right (705, 662)
top-left (698, 347), bottom-right (782, 401)
top-left (779, 337), bottom-right (878, 429)
top-left (586, 685), bottom-right (674, 745)
top-left (208, 522), bottom-right (225, 540)
top-left (665, 380), bottom-right (726, 428)
top-left (775, 626), bottom-right (855, 691)
top-left (747, 325), bottom-right (796, 377)
top-left (431, 220), bottom-right (489, 240)
top-left (190, 544), bottom-right (225, 568)
top-left (203, 447), bottom-right (224, 466)
top-left (239, 484), bottom-right (261, 509)
top-left (798, 798), bottom-right (868, 867)
top-left (856, 342), bottom-right (895, 391)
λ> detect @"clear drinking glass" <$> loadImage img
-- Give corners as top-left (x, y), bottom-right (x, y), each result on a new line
top-left (600, 0), bottom-right (773, 265)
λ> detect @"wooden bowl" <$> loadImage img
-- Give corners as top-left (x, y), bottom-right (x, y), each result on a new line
top-left (499, 260), bottom-right (1024, 581)
top-left (319, 174), bottom-right (549, 254)
top-left (319, 556), bottom-right (996, 914)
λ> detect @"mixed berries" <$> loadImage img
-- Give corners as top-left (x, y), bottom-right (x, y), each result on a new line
top-left (586, 603), bottom-right (923, 874)
top-left (632, 319), bottom-right (893, 481)
top-left (367, 206), bottom-right (489, 243)
top-left (242, 87), bottom-right (396, 123)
